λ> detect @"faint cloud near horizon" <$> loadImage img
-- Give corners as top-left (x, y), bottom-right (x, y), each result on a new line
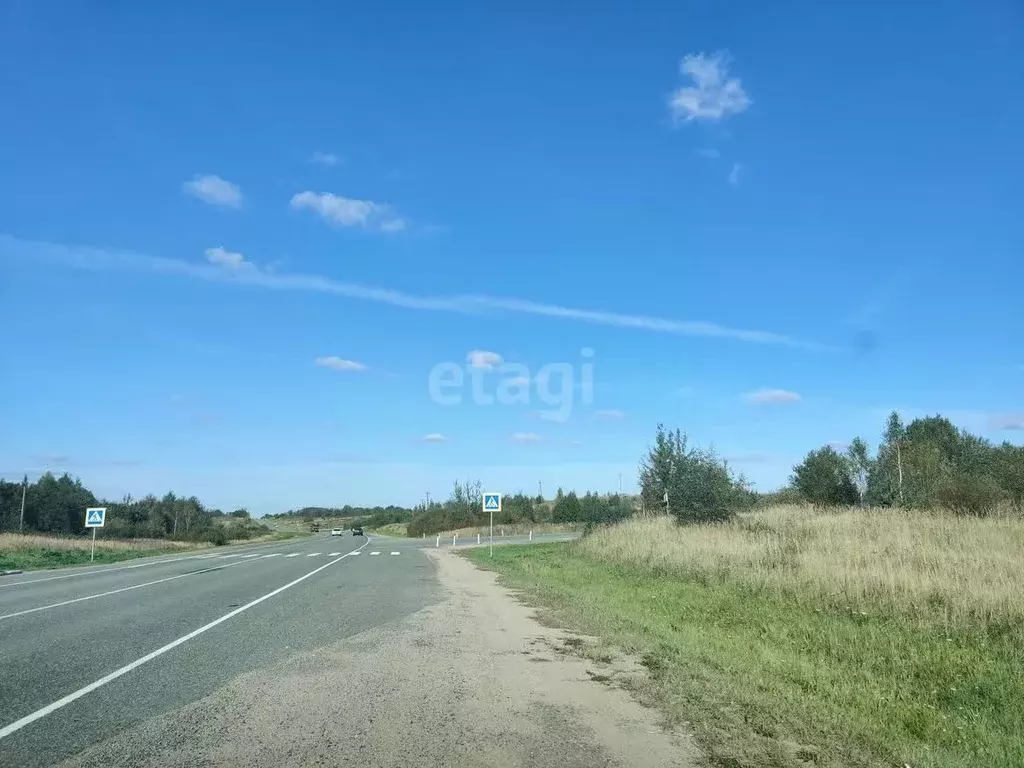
top-left (314, 356), bottom-right (367, 371)
top-left (742, 389), bottom-right (801, 405)
top-left (309, 151), bottom-right (341, 166)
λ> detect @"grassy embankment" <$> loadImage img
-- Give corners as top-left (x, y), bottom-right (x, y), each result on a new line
top-left (463, 505), bottom-right (1024, 768)
top-left (0, 529), bottom-right (305, 571)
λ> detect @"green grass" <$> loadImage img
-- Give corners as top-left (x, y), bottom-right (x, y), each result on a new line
top-left (463, 542), bottom-right (1024, 768)
top-left (0, 546), bottom-right (178, 571)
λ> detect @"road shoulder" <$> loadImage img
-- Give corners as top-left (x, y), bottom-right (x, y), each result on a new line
top-left (57, 548), bottom-right (699, 767)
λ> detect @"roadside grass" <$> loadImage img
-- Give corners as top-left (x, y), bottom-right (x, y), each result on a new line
top-left (0, 533), bottom-right (197, 571)
top-left (428, 522), bottom-right (583, 540)
top-left (0, 529), bottom-right (306, 571)
top-left (463, 508), bottom-right (1024, 768)
top-left (368, 523), bottom-right (409, 536)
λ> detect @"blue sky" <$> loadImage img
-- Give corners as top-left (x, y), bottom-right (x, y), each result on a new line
top-left (1, 1), bottom-right (1022, 516)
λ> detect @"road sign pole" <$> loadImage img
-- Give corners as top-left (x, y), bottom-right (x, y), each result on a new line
top-left (91, 527), bottom-right (96, 562)
top-left (490, 506), bottom-right (493, 557)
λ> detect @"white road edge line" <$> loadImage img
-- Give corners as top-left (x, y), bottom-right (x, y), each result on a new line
top-left (0, 537), bottom-right (370, 741)
top-left (0, 560), bottom-right (251, 622)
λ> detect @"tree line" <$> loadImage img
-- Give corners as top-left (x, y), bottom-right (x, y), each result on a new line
top-left (787, 411), bottom-right (1024, 515)
top-left (405, 480), bottom-right (633, 537)
top-left (0, 472), bottom-right (267, 544)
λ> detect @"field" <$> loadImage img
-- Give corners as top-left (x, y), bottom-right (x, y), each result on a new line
top-left (464, 505), bottom-right (1024, 768)
top-left (0, 530), bottom-right (305, 571)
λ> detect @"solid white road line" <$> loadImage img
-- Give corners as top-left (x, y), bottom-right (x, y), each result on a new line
top-left (0, 537), bottom-right (371, 742)
top-left (0, 560), bottom-right (251, 622)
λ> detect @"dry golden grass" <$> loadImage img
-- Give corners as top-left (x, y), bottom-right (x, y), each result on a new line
top-left (0, 532), bottom-right (199, 553)
top-left (579, 504), bottom-right (1024, 629)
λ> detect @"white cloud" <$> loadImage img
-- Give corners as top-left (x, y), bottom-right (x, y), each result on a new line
top-left (420, 433), bottom-right (448, 443)
top-left (314, 356), bottom-right (367, 371)
top-left (290, 191), bottom-right (406, 232)
top-left (5, 236), bottom-right (829, 350)
top-left (183, 175), bottom-right (243, 208)
top-left (988, 413), bottom-right (1024, 430)
top-left (511, 432), bottom-right (543, 443)
top-left (729, 162), bottom-right (742, 185)
top-left (204, 246), bottom-right (251, 270)
top-left (669, 51), bottom-right (751, 124)
top-left (310, 151), bottom-right (340, 166)
top-left (467, 350), bottom-right (503, 369)
top-left (594, 409), bottom-right (625, 419)
top-left (742, 388), bottom-right (802, 404)
top-left (697, 148), bottom-right (720, 159)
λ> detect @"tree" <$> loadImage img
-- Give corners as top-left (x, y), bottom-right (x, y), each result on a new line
top-left (552, 491), bottom-right (582, 522)
top-left (845, 437), bottom-right (872, 505)
top-left (791, 446), bottom-right (860, 506)
top-left (639, 424), bottom-right (751, 524)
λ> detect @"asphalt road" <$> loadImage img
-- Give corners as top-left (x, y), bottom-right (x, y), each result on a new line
top-left (0, 533), bottom-right (443, 767)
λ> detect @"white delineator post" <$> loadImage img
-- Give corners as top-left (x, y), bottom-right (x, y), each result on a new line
top-left (453, 533), bottom-right (457, 546)
top-left (435, 534), bottom-right (440, 548)
top-left (529, 530), bottom-right (533, 541)
top-left (477, 533), bottom-right (481, 544)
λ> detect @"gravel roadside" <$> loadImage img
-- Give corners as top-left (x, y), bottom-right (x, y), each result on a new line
top-left (58, 548), bottom-right (699, 767)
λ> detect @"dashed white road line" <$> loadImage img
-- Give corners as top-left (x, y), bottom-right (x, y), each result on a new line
top-left (0, 537), bottom-right (371, 742)
top-left (241, 554), bottom-right (261, 558)
top-left (306, 553), bottom-right (320, 557)
top-left (391, 551), bottom-right (400, 555)
top-left (285, 553), bottom-right (301, 558)
top-left (349, 551), bottom-right (361, 556)
top-left (370, 551), bottom-right (380, 556)
top-left (0, 560), bottom-right (250, 622)
top-left (262, 553), bottom-right (282, 558)
top-left (328, 552), bottom-right (340, 557)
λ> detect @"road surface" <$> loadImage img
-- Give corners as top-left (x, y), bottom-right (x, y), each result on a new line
top-left (0, 532), bottom-right (695, 767)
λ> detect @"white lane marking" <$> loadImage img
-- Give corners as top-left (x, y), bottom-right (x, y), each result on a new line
top-left (261, 553), bottom-right (282, 558)
top-left (306, 553), bottom-right (320, 557)
top-left (0, 537), bottom-right (370, 741)
top-left (0, 541), bottom-right (303, 590)
top-left (328, 552), bottom-right (340, 557)
top-left (0, 560), bottom-right (251, 622)
top-left (370, 551), bottom-right (380, 556)
top-left (241, 554), bottom-right (261, 558)
top-left (285, 553), bottom-right (301, 558)
top-left (349, 551), bottom-right (361, 556)
top-left (391, 551), bottom-right (400, 555)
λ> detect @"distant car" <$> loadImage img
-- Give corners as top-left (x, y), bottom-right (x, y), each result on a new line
top-left (352, 526), bottom-right (364, 536)
top-left (330, 528), bottom-right (343, 536)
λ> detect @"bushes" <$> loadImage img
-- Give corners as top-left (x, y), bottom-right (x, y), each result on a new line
top-left (639, 424), bottom-right (754, 525)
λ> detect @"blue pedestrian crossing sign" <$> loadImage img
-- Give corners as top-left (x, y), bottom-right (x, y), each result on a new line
top-left (85, 507), bottom-right (106, 527)
top-left (482, 493), bottom-right (502, 513)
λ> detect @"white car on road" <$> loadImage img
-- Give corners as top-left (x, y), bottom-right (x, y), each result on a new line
top-left (330, 528), bottom-right (343, 536)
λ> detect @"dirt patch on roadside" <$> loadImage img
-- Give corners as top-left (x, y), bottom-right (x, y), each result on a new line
top-left (59, 549), bottom-right (699, 767)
